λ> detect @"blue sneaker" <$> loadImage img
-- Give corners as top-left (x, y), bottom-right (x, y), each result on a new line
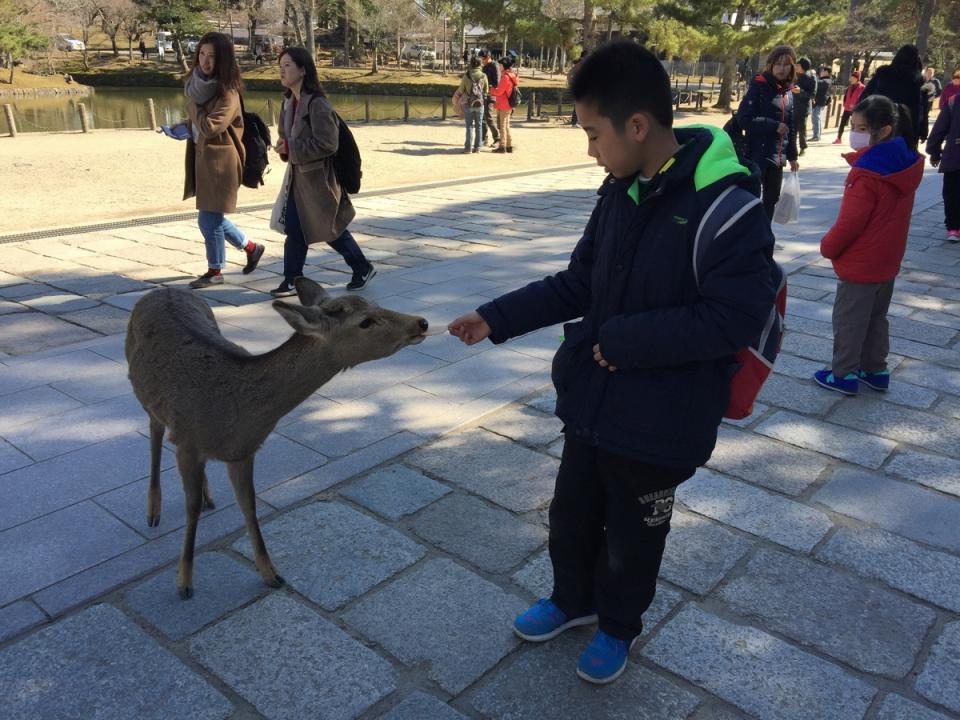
top-left (513, 599), bottom-right (598, 642)
top-left (858, 369), bottom-right (890, 392)
top-left (576, 630), bottom-right (638, 685)
top-left (813, 369), bottom-right (859, 396)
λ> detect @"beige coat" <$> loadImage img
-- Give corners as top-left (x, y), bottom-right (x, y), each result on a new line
top-left (183, 89), bottom-right (244, 214)
top-left (278, 93), bottom-right (355, 245)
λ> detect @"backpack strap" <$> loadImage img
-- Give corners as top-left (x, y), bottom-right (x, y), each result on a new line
top-left (692, 185), bottom-right (762, 285)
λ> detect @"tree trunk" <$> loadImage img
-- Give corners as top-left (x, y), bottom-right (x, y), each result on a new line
top-left (396, 30), bottom-right (401, 67)
top-left (502, 29), bottom-right (508, 57)
top-left (607, 13), bottom-right (613, 41)
top-left (176, 37), bottom-right (189, 73)
top-left (916, 0), bottom-right (937, 59)
top-left (8, 52), bottom-right (14, 84)
top-left (304, 0), bottom-right (315, 60)
top-left (582, 0), bottom-right (595, 52)
top-left (249, 18), bottom-right (258, 58)
top-left (128, 37), bottom-right (133, 62)
top-left (341, 0), bottom-right (348, 66)
top-left (715, 2), bottom-right (748, 110)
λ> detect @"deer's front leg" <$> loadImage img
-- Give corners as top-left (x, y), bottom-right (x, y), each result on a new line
top-left (175, 446), bottom-right (205, 599)
top-left (227, 457), bottom-right (284, 588)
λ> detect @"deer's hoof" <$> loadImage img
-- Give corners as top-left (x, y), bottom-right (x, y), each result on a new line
top-left (146, 513), bottom-right (161, 528)
top-left (202, 497), bottom-right (216, 511)
top-left (178, 585), bottom-right (194, 600)
top-left (266, 574), bottom-right (285, 589)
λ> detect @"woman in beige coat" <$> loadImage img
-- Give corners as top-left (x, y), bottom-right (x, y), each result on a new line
top-left (270, 47), bottom-right (375, 296)
top-left (183, 32), bottom-right (264, 288)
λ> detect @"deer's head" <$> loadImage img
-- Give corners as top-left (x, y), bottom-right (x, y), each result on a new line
top-left (272, 277), bottom-right (429, 363)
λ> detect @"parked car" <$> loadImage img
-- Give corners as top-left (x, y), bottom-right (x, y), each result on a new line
top-left (184, 37), bottom-right (200, 53)
top-left (55, 34), bottom-right (85, 52)
top-left (401, 43), bottom-right (436, 61)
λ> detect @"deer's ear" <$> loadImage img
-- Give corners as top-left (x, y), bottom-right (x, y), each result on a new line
top-left (272, 301), bottom-right (332, 337)
top-left (294, 277), bottom-right (328, 307)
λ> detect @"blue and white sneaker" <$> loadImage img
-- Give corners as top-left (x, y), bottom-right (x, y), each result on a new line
top-left (858, 369), bottom-right (890, 392)
top-left (813, 369), bottom-right (859, 396)
top-left (576, 630), bottom-right (639, 685)
top-left (513, 599), bottom-right (598, 642)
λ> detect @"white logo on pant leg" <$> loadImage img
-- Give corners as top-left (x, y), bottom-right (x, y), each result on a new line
top-left (643, 495), bottom-right (674, 527)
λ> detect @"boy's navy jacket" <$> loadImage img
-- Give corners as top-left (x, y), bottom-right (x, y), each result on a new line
top-left (736, 72), bottom-right (798, 168)
top-left (476, 126), bottom-right (777, 468)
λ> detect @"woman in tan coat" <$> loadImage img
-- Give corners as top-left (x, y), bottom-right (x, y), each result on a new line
top-left (183, 32), bottom-right (264, 288)
top-left (270, 47), bottom-right (375, 297)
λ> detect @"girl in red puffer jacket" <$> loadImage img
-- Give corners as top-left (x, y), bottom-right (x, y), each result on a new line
top-left (489, 55), bottom-right (519, 153)
top-left (814, 95), bottom-right (924, 396)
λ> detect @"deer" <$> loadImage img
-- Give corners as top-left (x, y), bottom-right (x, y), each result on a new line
top-left (125, 277), bottom-right (429, 599)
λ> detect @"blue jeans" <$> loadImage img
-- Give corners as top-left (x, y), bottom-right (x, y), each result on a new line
top-left (464, 106), bottom-right (483, 150)
top-left (197, 211), bottom-right (246, 270)
top-left (283, 187), bottom-right (368, 283)
top-left (811, 105), bottom-right (823, 139)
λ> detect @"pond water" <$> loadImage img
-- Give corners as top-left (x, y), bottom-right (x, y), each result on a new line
top-left (2, 86), bottom-right (454, 134)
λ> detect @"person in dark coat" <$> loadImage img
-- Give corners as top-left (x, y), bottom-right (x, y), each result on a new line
top-left (811, 65), bottom-right (832, 141)
top-left (792, 56), bottom-right (816, 154)
top-left (860, 44), bottom-right (924, 149)
top-left (448, 41), bottom-right (777, 686)
top-left (926, 96), bottom-right (960, 240)
top-left (478, 49), bottom-right (501, 147)
top-left (736, 44), bottom-right (800, 220)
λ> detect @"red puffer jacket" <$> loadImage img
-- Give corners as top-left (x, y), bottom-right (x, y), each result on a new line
top-left (820, 136), bottom-right (923, 283)
top-left (490, 70), bottom-right (518, 111)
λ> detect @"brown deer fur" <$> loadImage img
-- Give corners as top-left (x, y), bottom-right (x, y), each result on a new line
top-left (125, 278), bottom-right (429, 598)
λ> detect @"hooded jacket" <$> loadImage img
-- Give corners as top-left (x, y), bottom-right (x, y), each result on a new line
top-left (861, 64), bottom-right (924, 141)
top-left (927, 96), bottom-right (960, 173)
top-left (476, 126), bottom-right (777, 468)
top-left (793, 70), bottom-right (817, 115)
top-left (457, 68), bottom-right (489, 107)
top-left (821, 136), bottom-right (923, 282)
top-left (736, 72), bottom-right (798, 168)
top-left (490, 68), bottom-right (518, 111)
top-left (842, 81), bottom-right (865, 112)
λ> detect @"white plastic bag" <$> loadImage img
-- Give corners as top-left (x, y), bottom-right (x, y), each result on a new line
top-left (773, 171), bottom-right (800, 225)
top-left (269, 164), bottom-right (292, 234)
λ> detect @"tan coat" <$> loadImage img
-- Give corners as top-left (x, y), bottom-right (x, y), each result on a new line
top-left (183, 89), bottom-right (244, 214)
top-left (278, 93), bottom-right (355, 245)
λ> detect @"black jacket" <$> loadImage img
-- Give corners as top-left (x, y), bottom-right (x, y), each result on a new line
top-left (737, 72), bottom-right (798, 167)
top-left (476, 127), bottom-right (777, 468)
top-left (814, 76), bottom-right (831, 106)
top-left (862, 64), bottom-right (924, 143)
top-left (794, 70), bottom-right (816, 115)
top-left (482, 61), bottom-right (500, 94)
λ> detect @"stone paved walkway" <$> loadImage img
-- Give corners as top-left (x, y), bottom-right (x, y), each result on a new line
top-left (0, 142), bottom-right (958, 720)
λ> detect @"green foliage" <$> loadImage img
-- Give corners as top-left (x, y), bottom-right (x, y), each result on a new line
top-left (135, 0), bottom-right (216, 37)
top-left (0, 0), bottom-right (47, 62)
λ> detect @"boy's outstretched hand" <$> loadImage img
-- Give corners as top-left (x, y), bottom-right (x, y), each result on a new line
top-left (448, 311), bottom-right (492, 345)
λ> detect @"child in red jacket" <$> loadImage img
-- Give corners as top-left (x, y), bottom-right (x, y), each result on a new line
top-left (814, 96), bottom-right (924, 395)
top-left (833, 70), bottom-right (865, 144)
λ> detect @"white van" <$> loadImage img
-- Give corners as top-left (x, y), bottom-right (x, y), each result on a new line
top-left (156, 31), bottom-right (174, 52)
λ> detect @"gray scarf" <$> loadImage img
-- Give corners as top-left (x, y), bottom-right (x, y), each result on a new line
top-left (184, 69), bottom-right (220, 142)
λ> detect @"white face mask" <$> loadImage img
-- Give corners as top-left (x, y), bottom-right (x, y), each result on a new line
top-left (849, 130), bottom-right (871, 150)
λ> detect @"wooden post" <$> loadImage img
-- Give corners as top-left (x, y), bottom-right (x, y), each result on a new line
top-left (3, 104), bottom-right (16, 137)
top-left (527, 94), bottom-right (533, 120)
top-left (403, 97), bottom-right (409, 121)
top-left (364, 97), bottom-right (371, 122)
top-left (441, 95), bottom-right (447, 120)
top-left (77, 102), bottom-right (89, 133)
top-left (146, 98), bottom-right (157, 130)
top-left (266, 98), bottom-right (276, 126)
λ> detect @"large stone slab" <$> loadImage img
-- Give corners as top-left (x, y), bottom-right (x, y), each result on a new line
top-left (407, 346), bottom-right (547, 401)
top-left (0, 600), bottom-right (46, 643)
top-left (660, 509), bottom-right (753, 594)
top-left (0, 384), bottom-right (82, 434)
top-left (757, 372), bottom-right (842, 415)
top-left (0, 438), bottom-right (33, 475)
top-left (706, 426), bottom-right (831, 496)
top-left (480, 405), bottom-right (564, 448)
top-left (884, 449), bottom-right (960, 497)
top-left (380, 692), bottom-right (470, 720)
top-left (233, 501), bottom-right (424, 610)
top-left (817, 527), bottom-right (960, 613)
top-left (915, 621), bottom-right (960, 713)
top-left (469, 633), bottom-right (699, 720)
top-left (0, 603), bottom-right (231, 720)
top-left (897, 359), bottom-right (960, 395)
top-left (643, 605), bottom-right (877, 720)
top-left (0, 501), bottom-right (143, 606)
top-left (342, 558), bottom-right (525, 694)
top-left (409, 494), bottom-right (546, 573)
top-left (124, 553), bottom-right (267, 640)
top-left (876, 694), bottom-right (954, 720)
top-left (340, 463), bottom-right (451, 520)
top-left (830, 398), bottom-right (960, 458)
top-left (677, 469), bottom-right (833, 552)
top-left (0, 433), bottom-right (173, 531)
top-left (190, 594), bottom-right (395, 720)
top-left (406, 428), bottom-right (558, 512)
top-left (756, 410), bottom-right (896, 469)
top-left (718, 548), bottom-right (935, 678)
top-left (813, 467), bottom-right (960, 552)
top-left (0, 311), bottom-right (99, 355)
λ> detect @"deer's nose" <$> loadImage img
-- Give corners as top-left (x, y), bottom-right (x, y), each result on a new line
top-left (418, 318), bottom-right (429, 331)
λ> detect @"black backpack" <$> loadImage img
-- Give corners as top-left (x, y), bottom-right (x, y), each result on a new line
top-left (508, 84), bottom-right (522, 108)
top-left (722, 111), bottom-right (748, 160)
top-left (332, 113), bottom-right (362, 194)
top-left (238, 96), bottom-right (271, 189)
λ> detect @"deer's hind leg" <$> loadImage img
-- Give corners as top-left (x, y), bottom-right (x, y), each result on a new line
top-left (227, 457), bottom-right (284, 589)
top-left (175, 444), bottom-right (205, 599)
top-left (146, 416), bottom-right (164, 528)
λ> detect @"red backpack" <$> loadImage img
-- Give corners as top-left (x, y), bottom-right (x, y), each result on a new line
top-left (693, 185), bottom-right (787, 419)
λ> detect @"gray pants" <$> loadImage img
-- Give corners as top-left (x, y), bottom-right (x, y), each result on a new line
top-left (832, 279), bottom-right (895, 376)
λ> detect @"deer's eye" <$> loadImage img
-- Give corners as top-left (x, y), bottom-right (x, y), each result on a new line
top-left (359, 317), bottom-right (375, 329)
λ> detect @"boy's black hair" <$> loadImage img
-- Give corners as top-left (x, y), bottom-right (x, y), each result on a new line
top-left (798, 57), bottom-right (811, 71)
top-left (569, 41), bottom-right (672, 129)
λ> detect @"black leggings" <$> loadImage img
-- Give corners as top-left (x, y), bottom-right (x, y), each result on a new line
top-left (837, 110), bottom-right (852, 140)
top-left (761, 163), bottom-right (784, 221)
